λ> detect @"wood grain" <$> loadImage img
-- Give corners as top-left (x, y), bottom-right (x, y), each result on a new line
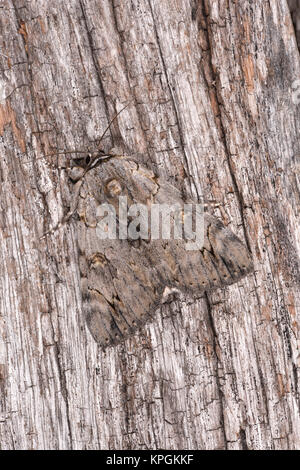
top-left (0, 0), bottom-right (299, 450)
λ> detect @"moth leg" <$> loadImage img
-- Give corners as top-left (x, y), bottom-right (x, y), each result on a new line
top-left (40, 179), bottom-right (83, 238)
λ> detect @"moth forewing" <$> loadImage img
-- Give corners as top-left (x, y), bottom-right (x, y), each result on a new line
top-left (76, 156), bottom-right (253, 348)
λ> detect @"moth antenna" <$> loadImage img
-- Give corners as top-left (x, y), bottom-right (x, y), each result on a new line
top-left (25, 100), bottom-right (131, 170)
top-left (21, 157), bottom-right (70, 170)
top-left (44, 150), bottom-right (89, 156)
top-left (96, 102), bottom-right (132, 149)
top-left (22, 150), bottom-right (93, 166)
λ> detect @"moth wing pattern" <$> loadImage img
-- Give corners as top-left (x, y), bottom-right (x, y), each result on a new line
top-left (76, 158), bottom-right (253, 348)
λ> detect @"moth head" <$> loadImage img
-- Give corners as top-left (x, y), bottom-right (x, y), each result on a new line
top-left (68, 153), bottom-right (93, 182)
top-left (68, 149), bottom-right (121, 182)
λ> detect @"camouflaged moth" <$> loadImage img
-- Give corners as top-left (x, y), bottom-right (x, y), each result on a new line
top-left (46, 105), bottom-right (253, 347)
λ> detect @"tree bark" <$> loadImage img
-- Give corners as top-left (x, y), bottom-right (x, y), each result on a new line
top-left (0, 0), bottom-right (299, 450)
top-left (288, 0), bottom-right (300, 47)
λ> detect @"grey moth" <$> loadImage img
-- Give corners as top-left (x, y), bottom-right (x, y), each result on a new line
top-left (64, 149), bottom-right (253, 348)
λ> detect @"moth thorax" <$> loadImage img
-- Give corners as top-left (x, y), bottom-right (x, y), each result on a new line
top-left (105, 179), bottom-right (122, 197)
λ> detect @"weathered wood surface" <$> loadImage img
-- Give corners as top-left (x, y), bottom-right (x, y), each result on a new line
top-left (0, 0), bottom-right (299, 450)
top-left (288, 0), bottom-right (300, 47)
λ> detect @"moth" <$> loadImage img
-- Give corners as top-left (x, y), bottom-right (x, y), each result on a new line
top-left (46, 106), bottom-right (253, 348)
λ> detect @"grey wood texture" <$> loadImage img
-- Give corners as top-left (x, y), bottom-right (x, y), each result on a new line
top-left (0, 0), bottom-right (299, 450)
